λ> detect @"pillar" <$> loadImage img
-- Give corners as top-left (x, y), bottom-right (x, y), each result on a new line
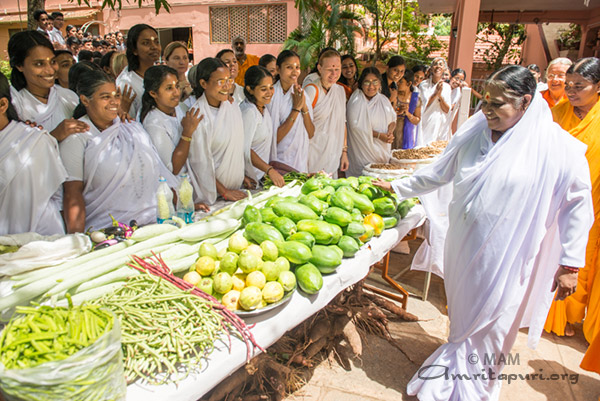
top-left (448, 0), bottom-right (481, 82)
top-left (522, 23), bottom-right (548, 71)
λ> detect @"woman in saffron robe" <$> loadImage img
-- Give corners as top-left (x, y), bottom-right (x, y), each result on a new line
top-left (544, 57), bottom-right (600, 374)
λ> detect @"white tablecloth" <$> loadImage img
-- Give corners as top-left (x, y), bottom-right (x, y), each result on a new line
top-left (126, 206), bottom-right (426, 400)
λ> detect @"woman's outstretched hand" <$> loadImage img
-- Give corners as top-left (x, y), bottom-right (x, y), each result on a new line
top-left (372, 179), bottom-right (392, 192)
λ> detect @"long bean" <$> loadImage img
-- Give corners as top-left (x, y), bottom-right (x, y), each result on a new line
top-left (93, 273), bottom-right (227, 385)
top-left (128, 253), bottom-right (265, 361)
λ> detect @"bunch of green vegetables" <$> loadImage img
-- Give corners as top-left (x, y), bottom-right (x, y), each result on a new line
top-left (0, 303), bottom-right (113, 369)
top-left (94, 273), bottom-right (227, 385)
top-left (0, 302), bottom-right (125, 401)
top-left (263, 171), bottom-right (309, 189)
top-left (0, 183), bottom-right (301, 314)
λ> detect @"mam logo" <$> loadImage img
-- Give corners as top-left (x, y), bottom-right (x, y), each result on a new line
top-left (483, 353), bottom-right (520, 366)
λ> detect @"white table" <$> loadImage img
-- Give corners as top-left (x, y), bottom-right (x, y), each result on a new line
top-left (126, 206), bottom-right (426, 400)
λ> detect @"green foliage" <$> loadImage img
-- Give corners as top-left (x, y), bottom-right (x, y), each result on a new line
top-left (359, 0), bottom-right (444, 65)
top-left (476, 23), bottom-right (526, 71)
top-left (432, 14), bottom-right (451, 36)
top-left (0, 60), bottom-right (10, 81)
top-left (284, 0), bottom-right (363, 70)
top-left (557, 24), bottom-right (581, 50)
top-left (70, 0), bottom-right (171, 14)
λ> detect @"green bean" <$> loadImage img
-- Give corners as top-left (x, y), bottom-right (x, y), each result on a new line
top-left (93, 273), bottom-right (226, 385)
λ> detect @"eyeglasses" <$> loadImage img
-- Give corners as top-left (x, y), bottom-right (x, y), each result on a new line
top-left (213, 78), bottom-right (234, 86)
top-left (547, 73), bottom-right (566, 81)
top-left (362, 80), bottom-right (380, 87)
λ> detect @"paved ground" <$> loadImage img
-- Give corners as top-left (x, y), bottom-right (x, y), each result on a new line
top-left (284, 239), bottom-right (600, 401)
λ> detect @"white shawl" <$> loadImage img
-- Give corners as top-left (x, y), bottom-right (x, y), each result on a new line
top-left (187, 94), bottom-right (245, 204)
top-left (233, 84), bottom-right (246, 104)
top-left (419, 78), bottom-right (451, 144)
top-left (60, 117), bottom-right (173, 229)
top-left (303, 78), bottom-right (346, 175)
top-left (115, 68), bottom-right (144, 118)
top-left (392, 93), bottom-right (593, 400)
top-left (266, 81), bottom-right (312, 172)
top-left (346, 90), bottom-right (396, 177)
top-left (444, 87), bottom-right (462, 138)
top-left (142, 106), bottom-right (186, 173)
top-left (10, 85), bottom-right (78, 133)
top-left (240, 100), bottom-right (275, 181)
top-left (0, 121), bottom-right (66, 235)
top-left (182, 95), bottom-right (197, 112)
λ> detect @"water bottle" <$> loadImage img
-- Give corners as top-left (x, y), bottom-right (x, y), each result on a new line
top-left (177, 173), bottom-right (195, 224)
top-left (156, 177), bottom-right (175, 224)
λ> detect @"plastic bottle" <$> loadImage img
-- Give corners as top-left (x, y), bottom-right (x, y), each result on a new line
top-left (177, 173), bottom-right (195, 224)
top-left (156, 177), bottom-right (175, 224)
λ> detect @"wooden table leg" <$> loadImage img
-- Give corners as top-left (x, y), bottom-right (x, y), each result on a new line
top-left (364, 251), bottom-right (409, 310)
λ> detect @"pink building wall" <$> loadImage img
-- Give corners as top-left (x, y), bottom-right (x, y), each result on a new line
top-left (0, 0), bottom-right (299, 62)
top-left (102, 1), bottom-right (299, 62)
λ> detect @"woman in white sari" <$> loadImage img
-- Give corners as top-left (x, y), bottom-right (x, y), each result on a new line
top-left (240, 66), bottom-right (285, 186)
top-left (303, 49), bottom-right (349, 176)
top-left (8, 31), bottom-right (87, 142)
top-left (139, 65), bottom-right (210, 212)
top-left (61, 69), bottom-right (174, 232)
top-left (266, 50), bottom-right (314, 173)
top-left (115, 24), bottom-right (161, 118)
top-left (445, 68), bottom-right (467, 138)
top-left (164, 41), bottom-right (193, 106)
top-left (216, 49), bottom-right (245, 104)
top-left (0, 74), bottom-right (67, 235)
top-left (374, 65), bottom-right (593, 401)
top-left (140, 65), bottom-right (202, 175)
top-left (187, 58), bottom-right (248, 204)
top-left (346, 67), bottom-right (396, 177)
top-left (419, 57), bottom-right (451, 144)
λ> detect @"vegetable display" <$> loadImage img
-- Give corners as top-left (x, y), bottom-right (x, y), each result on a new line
top-left (263, 171), bottom-right (309, 189)
top-left (0, 177), bottom-right (420, 391)
top-left (0, 302), bottom-right (126, 401)
top-left (94, 273), bottom-right (227, 385)
top-left (0, 302), bottom-right (114, 369)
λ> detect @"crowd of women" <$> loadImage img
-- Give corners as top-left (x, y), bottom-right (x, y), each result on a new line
top-left (1, 23), bottom-right (472, 236)
top-left (2, 21), bottom-right (600, 392)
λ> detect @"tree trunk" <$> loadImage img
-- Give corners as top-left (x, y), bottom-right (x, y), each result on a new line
top-left (27, 0), bottom-right (45, 31)
top-left (493, 24), bottom-right (517, 70)
top-left (374, 2), bottom-right (380, 62)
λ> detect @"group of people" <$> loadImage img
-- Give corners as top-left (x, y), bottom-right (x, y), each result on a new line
top-left (33, 10), bottom-right (125, 53)
top-left (2, 17), bottom-right (600, 400)
top-left (2, 20), bottom-right (479, 237)
top-left (375, 56), bottom-right (600, 399)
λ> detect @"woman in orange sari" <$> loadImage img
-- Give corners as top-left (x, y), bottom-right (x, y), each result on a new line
top-left (545, 57), bottom-right (600, 374)
top-left (541, 57), bottom-right (572, 108)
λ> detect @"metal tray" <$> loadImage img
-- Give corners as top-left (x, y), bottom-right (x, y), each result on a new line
top-left (234, 289), bottom-right (295, 318)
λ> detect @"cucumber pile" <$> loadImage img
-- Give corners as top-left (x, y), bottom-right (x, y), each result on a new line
top-left (241, 175), bottom-right (418, 296)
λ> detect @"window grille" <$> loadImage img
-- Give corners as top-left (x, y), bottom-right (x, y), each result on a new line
top-left (210, 4), bottom-right (287, 44)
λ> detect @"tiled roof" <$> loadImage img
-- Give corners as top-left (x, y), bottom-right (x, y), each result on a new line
top-left (429, 34), bottom-right (523, 64)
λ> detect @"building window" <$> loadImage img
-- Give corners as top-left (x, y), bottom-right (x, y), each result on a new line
top-left (210, 4), bottom-right (287, 44)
